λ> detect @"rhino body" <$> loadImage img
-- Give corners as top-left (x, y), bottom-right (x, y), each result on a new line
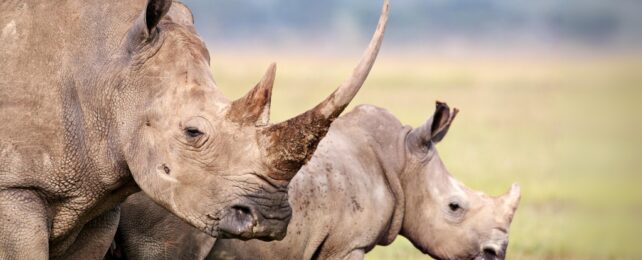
top-left (114, 103), bottom-right (521, 260)
top-left (0, 0), bottom-right (387, 258)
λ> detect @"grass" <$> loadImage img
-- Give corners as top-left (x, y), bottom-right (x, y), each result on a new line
top-left (210, 51), bottom-right (642, 259)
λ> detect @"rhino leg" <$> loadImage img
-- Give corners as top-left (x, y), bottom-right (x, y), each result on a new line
top-left (0, 189), bottom-right (49, 260)
top-left (54, 207), bottom-right (121, 260)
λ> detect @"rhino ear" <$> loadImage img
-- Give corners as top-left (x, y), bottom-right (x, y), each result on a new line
top-left (167, 1), bottom-right (195, 26)
top-left (411, 101), bottom-right (458, 147)
top-left (144, 0), bottom-right (172, 33)
top-left (127, 0), bottom-right (172, 47)
top-left (429, 101), bottom-right (458, 143)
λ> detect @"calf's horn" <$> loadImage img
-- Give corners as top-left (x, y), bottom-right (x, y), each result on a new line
top-left (501, 183), bottom-right (521, 222)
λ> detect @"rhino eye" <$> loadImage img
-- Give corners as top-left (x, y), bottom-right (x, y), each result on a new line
top-left (448, 202), bottom-right (461, 212)
top-left (184, 127), bottom-right (204, 138)
top-left (444, 198), bottom-right (467, 222)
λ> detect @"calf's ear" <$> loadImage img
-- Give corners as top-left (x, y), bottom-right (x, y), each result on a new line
top-left (429, 101), bottom-right (458, 143)
top-left (410, 101), bottom-right (458, 148)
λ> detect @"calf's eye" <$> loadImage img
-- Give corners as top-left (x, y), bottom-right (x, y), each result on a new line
top-left (184, 127), bottom-right (204, 138)
top-left (448, 202), bottom-right (461, 212)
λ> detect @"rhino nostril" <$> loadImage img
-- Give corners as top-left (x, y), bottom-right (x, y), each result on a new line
top-left (484, 248), bottom-right (496, 256)
top-left (218, 205), bottom-right (261, 239)
top-left (231, 205), bottom-right (260, 226)
top-left (483, 246), bottom-right (499, 257)
top-left (232, 205), bottom-right (252, 218)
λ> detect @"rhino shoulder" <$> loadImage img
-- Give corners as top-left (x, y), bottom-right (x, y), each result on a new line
top-left (334, 105), bottom-right (404, 138)
top-left (349, 104), bottom-right (391, 116)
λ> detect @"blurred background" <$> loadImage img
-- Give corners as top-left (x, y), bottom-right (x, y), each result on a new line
top-left (182, 0), bottom-right (642, 259)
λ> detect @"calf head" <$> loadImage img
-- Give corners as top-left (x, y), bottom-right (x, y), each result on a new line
top-left (399, 102), bottom-right (521, 260)
top-left (118, 0), bottom-right (389, 240)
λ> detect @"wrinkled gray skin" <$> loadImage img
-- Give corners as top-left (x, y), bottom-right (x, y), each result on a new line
top-left (0, 0), bottom-right (387, 258)
top-left (114, 103), bottom-right (521, 260)
top-left (108, 192), bottom-right (217, 260)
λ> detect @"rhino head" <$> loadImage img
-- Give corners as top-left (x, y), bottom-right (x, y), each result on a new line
top-left (116, 0), bottom-right (389, 240)
top-left (399, 102), bottom-right (521, 260)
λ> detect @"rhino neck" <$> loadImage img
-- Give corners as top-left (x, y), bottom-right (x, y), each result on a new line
top-left (372, 125), bottom-right (410, 246)
top-left (341, 106), bottom-right (410, 245)
top-left (51, 0), bottom-right (153, 170)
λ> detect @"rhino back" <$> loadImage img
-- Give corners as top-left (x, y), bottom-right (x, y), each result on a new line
top-left (210, 105), bottom-right (402, 259)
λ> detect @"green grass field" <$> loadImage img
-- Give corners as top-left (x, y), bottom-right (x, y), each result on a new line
top-left (210, 52), bottom-right (642, 259)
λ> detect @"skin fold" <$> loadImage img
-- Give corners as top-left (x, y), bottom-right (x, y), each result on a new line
top-left (113, 103), bottom-right (521, 260)
top-left (0, 0), bottom-right (388, 258)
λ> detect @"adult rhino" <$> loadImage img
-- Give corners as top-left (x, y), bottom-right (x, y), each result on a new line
top-left (112, 102), bottom-right (521, 260)
top-left (0, 0), bottom-right (388, 258)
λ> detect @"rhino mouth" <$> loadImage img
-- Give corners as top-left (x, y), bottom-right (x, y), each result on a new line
top-left (217, 194), bottom-right (292, 241)
top-left (427, 245), bottom-right (505, 260)
top-left (217, 205), bottom-right (259, 238)
top-left (472, 244), bottom-right (505, 260)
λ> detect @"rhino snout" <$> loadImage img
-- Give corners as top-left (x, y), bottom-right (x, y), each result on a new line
top-left (217, 196), bottom-right (292, 241)
top-left (479, 243), bottom-right (505, 260)
top-left (218, 205), bottom-right (259, 239)
top-left (477, 233), bottom-right (508, 260)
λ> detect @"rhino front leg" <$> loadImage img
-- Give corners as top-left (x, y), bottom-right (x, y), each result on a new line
top-left (54, 206), bottom-right (121, 260)
top-left (0, 189), bottom-right (49, 260)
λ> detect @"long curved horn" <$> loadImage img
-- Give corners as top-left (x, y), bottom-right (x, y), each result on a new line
top-left (260, 0), bottom-right (390, 180)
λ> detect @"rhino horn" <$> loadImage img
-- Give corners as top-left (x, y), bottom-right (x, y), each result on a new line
top-left (500, 183), bottom-right (521, 223)
top-left (259, 0), bottom-right (390, 180)
top-left (228, 63), bottom-right (276, 126)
